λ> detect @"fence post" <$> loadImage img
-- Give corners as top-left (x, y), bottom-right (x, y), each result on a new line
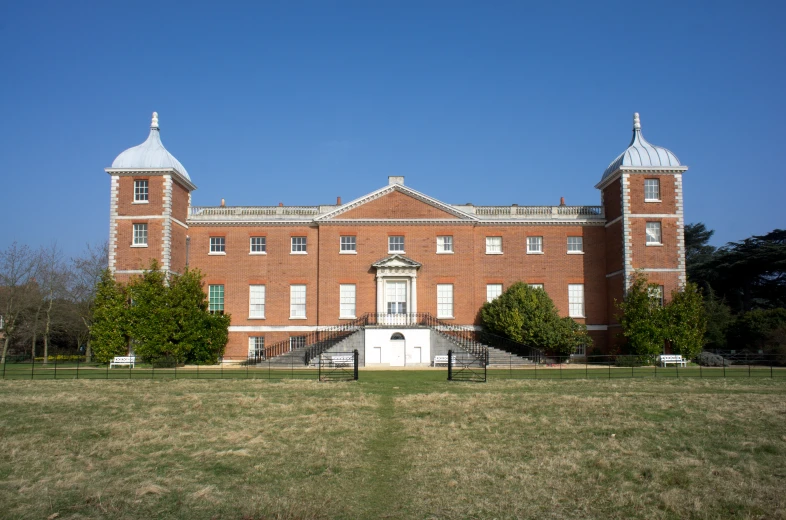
top-left (31, 353), bottom-right (35, 380)
top-left (559, 359), bottom-right (562, 379)
top-left (447, 349), bottom-right (453, 381)
top-left (106, 362), bottom-right (109, 379)
top-left (700, 364), bottom-right (702, 379)
top-left (353, 349), bottom-right (359, 381)
top-left (76, 357), bottom-right (79, 380)
top-left (749, 363), bottom-right (751, 378)
top-left (771, 358), bottom-right (774, 379)
top-left (676, 361), bottom-right (679, 379)
top-left (53, 350), bottom-right (58, 380)
top-left (723, 362), bottom-right (726, 379)
top-left (608, 358), bottom-right (611, 380)
top-left (585, 358), bottom-right (588, 380)
top-left (2, 357), bottom-right (5, 379)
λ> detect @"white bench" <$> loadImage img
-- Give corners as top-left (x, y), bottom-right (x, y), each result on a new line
top-left (433, 355), bottom-right (458, 367)
top-left (659, 354), bottom-right (687, 367)
top-left (329, 355), bottom-right (354, 367)
top-left (110, 356), bottom-right (136, 368)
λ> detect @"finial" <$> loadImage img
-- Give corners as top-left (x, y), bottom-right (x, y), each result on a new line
top-left (633, 112), bottom-right (641, 130)
top-left (151, 111), bottom-right (159, 129)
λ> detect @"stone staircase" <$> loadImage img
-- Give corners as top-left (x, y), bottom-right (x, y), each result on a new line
top-left (485, 345), bottom-right (536, 366)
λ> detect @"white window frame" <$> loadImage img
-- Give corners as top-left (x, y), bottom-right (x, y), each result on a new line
top-left (486, 236), bottom-right (502, 254)
top-left (486, 284), bottom-right (502, 303)
top-left (290, 285), bottom-right (306, 319)
top-left (291, 236), bottom-right (307, 254)
top-left (208, 285), bottom-right (224, 315)
top-left (644, 179), bottom-right (661, 202)
top-left (568, 284), bottom-right (585, 318)
top-left (388, 236), bottom-right (405, 253)
top-left (340, 236), bottom-right (357, 254)
top-left (133, 179), bottom-right (149, 203)
top-left (527, 236), bottom-right (543, 254)
top-left (567, 236), bottom-right (583, 254)
top-left (436, 236), bottom-right (453, 254)
top-left (209, 236), bottom-right (226, 254)
top-left (649, 285), bottom-right (665, 307)
top-left (249, 285), bottom-right (266, 319)
top-left (339, 284), bottom-right (356, 319)
top-left (132, 223), bottom-right (148, 247)
top-left (646, 222), bottom-right (662, 245)
top-left (248, 336), bottom-right (265, 358)
top-left (437, 284), bottom-right (454, 319)
top-left (529, 283), bottom-right (544, 290)
top-left (250, 237), bottom-right (266, 255)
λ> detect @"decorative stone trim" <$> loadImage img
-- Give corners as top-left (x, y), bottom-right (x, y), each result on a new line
top-left (621, 173), bottom-right (633, 291)
top-left (162, 175), bottom-right (173, 274)
top-left (108, 175), bottom-right (119, 274)
top-left (675, 174), bottom-right (687, 287)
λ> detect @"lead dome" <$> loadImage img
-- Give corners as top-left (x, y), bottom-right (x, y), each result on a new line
top-left (601, 113), bottom-right (681, 182)
top-left (111, 112), bottom-right (190, 181)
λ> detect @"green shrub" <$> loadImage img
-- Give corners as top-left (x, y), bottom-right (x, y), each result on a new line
top-left (696, 351), bottom-right (729, 367)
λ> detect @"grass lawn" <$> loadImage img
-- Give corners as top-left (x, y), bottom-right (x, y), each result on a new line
top-left (0, 374), bottom-right (784, 519)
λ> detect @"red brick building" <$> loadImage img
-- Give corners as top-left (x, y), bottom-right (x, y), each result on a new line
top-left (106, 112), bottom-right (687, 364)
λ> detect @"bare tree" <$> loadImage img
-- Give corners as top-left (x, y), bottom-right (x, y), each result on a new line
top-left (38, 243), bottom-right (70, 364)
top-left (70, 242), bottom-right (108, 363)
top-left (0, 242), bottom-right (40, 364)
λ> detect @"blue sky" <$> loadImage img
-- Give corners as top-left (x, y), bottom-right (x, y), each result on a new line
top-left (1, 1), bottom-right (784, 257)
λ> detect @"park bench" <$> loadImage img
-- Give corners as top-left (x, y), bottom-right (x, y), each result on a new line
top-left (433, 355), bottom-right (458, 367)
top-left (659, 354), bottom-right (687, 367)
top-left (110, 356), bottom-right (136, 368)
top-left (329, 355), bottom-right (354, 367)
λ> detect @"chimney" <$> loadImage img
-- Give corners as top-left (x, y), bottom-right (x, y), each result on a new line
top-left (278, 202), bottom-right (284, 207)
top-left (337, 196), bottom-right (342, 205)
top-left (220, 198), bottom-right (225, 207)
top-left (560, 197), bottom-right (565, 206)
top-left (388, 176), bottom-right (404, 186)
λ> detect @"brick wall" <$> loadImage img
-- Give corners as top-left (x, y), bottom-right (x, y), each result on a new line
top-left (628, 174), bottom-right (677, 214)
top-left (339, 190), bottom-right (461, 219)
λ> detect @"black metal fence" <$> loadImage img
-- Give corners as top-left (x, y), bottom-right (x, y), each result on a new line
top-left (317, 350), bottom-right (359, 382)
top-left (447, 349), bottom-right (487, 382)
top-left (483, 353), bottom-right (786, 380)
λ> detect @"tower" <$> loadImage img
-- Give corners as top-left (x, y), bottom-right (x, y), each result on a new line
top-left (105, 112), bottom-right (196, 281)
top-left (597, 113), bottom-right (688, 348)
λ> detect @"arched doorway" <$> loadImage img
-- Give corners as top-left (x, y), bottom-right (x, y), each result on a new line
top-left (390, 332), bottom-right (406, 367)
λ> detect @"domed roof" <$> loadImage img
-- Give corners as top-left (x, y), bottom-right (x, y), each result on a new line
top-left (111, 112), bottom-right (190, 180)
top-left (601, 113), bottom-right (681, 182)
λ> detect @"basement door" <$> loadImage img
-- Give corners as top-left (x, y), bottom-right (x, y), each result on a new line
top-left (390, 332), bottom-right (405, 367)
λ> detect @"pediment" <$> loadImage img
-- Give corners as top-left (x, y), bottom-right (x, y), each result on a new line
top-left (316, 184), bottom-right (476, 222)
top-left (372, 254), bottom-right (422, 269)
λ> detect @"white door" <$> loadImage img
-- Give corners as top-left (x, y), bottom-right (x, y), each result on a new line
top-left (372, 346), bottom-right (382, 364)
top-left (390, 333), bottom-right (405, 367)
top-left (413, 346), bottom-right (422, 364)
top-left (386, 281), bottom-right (407, 315)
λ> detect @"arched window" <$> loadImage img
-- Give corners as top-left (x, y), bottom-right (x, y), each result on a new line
top-left (390, 333), bottom-right (405, 340)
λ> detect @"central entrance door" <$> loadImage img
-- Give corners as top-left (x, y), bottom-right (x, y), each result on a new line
top-left (386, 281), bottom-right (407, 315)
top-left (390, 332), bottom-right (406, 367)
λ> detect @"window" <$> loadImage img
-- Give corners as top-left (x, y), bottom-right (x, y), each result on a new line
top-left (527, 236), bottom-right (543, 254)
top-left (290, 336), bottom-right (306, 350)
top-left (248, 336), bottom-right (265, 359)
top-left (386, 281), bottom-right (407, 314)
top-left (486, 236), bottom-right (502, 254)
top-left (437, 284), bottom-right (454, 318)
top-left (210, 236), bottom-right (225, 253)
top-left (340, 284), bottom-right (356, 318)
top-left (644, 179), bottom-right (660, 201)
top-left (437, 236), bottom-right (453, 253)
top-left (208, 285), bottom-right (224, 314)
top-left (567, 236), bottom-right (583, 253)
top-left (249, 285), bottom-right (266, 318)
top-left (134, 180), bottom-right (148, 202)
top-left (486, 284), bottom-right (502, 302)
top-left (573, 343), bottom-right (586, 356)
top-left (132, 223), bottom-right (147, 246)
top-left (568, 284), bottom-right (584, 318)
top-left (0, 315), bottom-right (4, 330)
top-left (646, 222), bottom-right (662, 245)
top-left (250, 237), bottom-right (266, 254)
top-left (388, 236), bottom-right (405, 253)
top-left (290, 285), bottom-right (306, 318)
top-left (529, 283), bottom-right (544, 290)
top-left (340, 236), bottom-right (356, 253)
top-left (291, 236), bottom-right (307, 253)
top-left (649, 285), bottom-right (665, 306)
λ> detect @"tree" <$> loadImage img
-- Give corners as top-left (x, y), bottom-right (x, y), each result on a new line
top-left (480, 282), bottom-right (590, 356)
top-left (663, 283), bottom-right (706, 360)
top-left (616, 272), bottom-right (665, 360)
top-left (90, 269), bottom-right (129, 363)
top-left (726, 308), bottom-right (786, 352)
top-left (703, 287), bottom-right (732, 350)
top-left (684, 222), bottom-right (717, 290)
top-left (0, 242), bottom-right (40, 364)
top-left (70, 242), bottom-right (108, 362)
top-left (127, 261), bottom-right (230, 364)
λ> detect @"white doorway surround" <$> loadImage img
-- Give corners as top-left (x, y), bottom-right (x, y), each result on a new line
top-left (373, 255), bottom-right (421, 324)
top-left (390, 332), bottom-right (406, 367)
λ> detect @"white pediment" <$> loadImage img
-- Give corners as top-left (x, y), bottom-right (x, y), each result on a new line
top-left (372, 254), bottom-right (422, 269)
